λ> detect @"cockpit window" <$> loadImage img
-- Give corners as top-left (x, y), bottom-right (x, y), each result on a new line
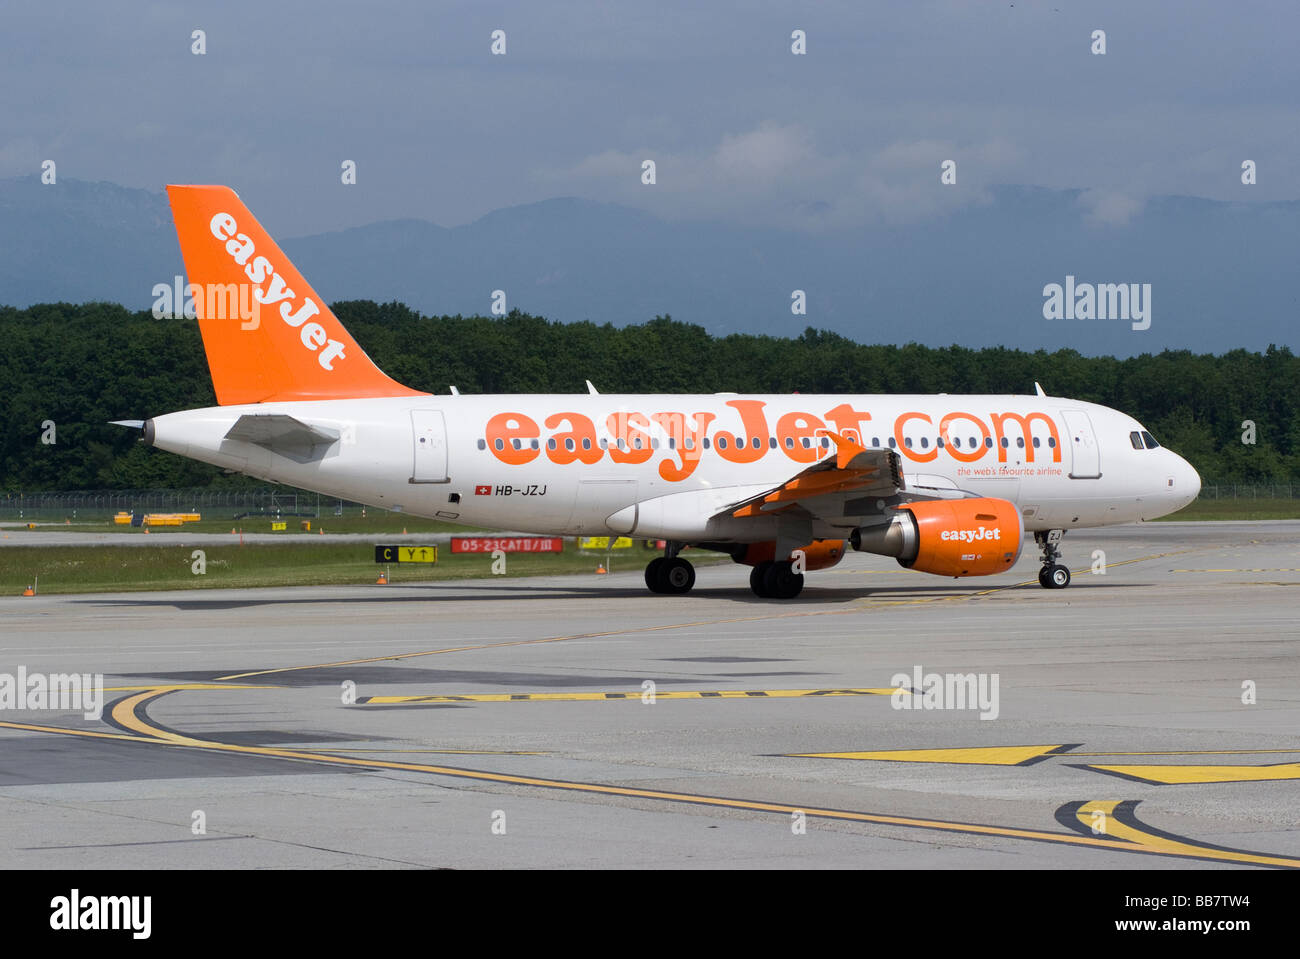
top-left (1130, 431), bottom-right (1144, 450)
top-left (1141, 430), bottom-right (1160, 449)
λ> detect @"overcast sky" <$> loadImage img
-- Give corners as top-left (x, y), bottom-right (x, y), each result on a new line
top-left (3, 0), bottom-right (1297, 236)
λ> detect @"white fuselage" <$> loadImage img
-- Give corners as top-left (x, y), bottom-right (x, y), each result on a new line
top-left (146, 393), bottom-right (1201, 540)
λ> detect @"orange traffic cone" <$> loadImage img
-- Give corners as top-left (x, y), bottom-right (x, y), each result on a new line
top-left (231, 528), bottom-right (237, 535)
top-left (596, 564), bottom-right (607, 574)
top-left (376, 571), bottom-right (388, 585)
top-left (22, 586), bottom-right (35, 596)
top-left (143, 528), bottom-right (150, 534)
top-left (402, 527), bottom-right (407, 535)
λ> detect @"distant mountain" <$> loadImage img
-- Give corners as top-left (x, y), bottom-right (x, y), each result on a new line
top-left (1, 175), bottom-right (1296, 356)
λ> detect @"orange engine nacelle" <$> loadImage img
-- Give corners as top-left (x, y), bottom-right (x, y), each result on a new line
top-left (850, 497), bottom-right (1023, 578)
top-left (737, 539), bottom-right (846, 571)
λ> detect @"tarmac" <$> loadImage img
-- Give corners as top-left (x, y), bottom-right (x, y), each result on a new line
top-left (1, 521), bottom-right (1297, 868)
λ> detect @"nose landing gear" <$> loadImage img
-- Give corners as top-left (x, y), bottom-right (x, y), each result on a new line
top-left (1035, 530), bottom-right (1071, 589)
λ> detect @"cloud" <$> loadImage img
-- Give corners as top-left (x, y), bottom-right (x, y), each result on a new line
top-left (1077, 189), bottom-right (1145, 227)
top-left (545, 125), bottom-right (1020, 230)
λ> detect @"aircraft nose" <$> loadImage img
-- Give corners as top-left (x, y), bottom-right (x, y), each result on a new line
top-left (1184, 457), bottom-right (1201, 501)
top-left (1172, 453), bottom-right (1201, 506)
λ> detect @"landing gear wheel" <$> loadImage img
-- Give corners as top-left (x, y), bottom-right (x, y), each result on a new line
top-left (660, 557), bottom-right (695, 594)
top-left (1034, 529), bottom-right (1070, 590)
top-left (749, 561), bottom-right (773, 598)
top-left (762, 560), bottom-right (804, 599)
top-left (644, 557), bottom-right (666, 593)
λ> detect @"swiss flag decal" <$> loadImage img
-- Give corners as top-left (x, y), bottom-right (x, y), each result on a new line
top-left (474, 485), bottom-right (492, 496)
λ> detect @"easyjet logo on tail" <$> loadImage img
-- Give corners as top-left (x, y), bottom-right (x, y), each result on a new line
top-left (208, 212), bottom-right (347, 371)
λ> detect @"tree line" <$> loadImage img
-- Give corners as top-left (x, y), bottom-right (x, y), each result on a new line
top-left (1, 300), bottom-right (1295, 490)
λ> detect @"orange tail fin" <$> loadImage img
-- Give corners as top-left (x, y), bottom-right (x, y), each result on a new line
top-left (166, 184), bottom-right (423, 405)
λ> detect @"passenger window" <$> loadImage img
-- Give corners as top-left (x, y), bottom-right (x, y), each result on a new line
top-left (821, 437), bottom-right (829, 448)
top-left (872, 437), bottom-right (880, 448)
top-left (768, 437), bottom-right (777, 449)
top-left (548, 438), bottom-right (557, 450)
top-left (1048, 437), bottom-right (1056, 448)
top-left (477, 438), bottom-right (486, 450)
top-left (582, 438), bottom-right (591, 450)
top-left (718, 436), bottom-right (729, 450)
top-left (985, 437), bottom-right (994, 448)
top-left (904, 437), bottom-right (913, 448)
top-left (801, 437), bottom-right (811, 448)
top-left (952, 437), bottom-right (961, 448)
top-left (512, 439), bottom-right (521, 450)
top-left (1141, 431), bottom-right (1160, 449)
top-left (999, 437), bottom-right (1008, 448)
top-left (1032, 437), bottom-right (1040, 448)
top-left (565, 438), bottom-right (575, 451)
top-left (494, 438), bottom-right (504, 451)
top-left (888, 437), bottom-right (897, 448)
top-left (753, 437), bottom-right (762, 449)
top-left (1016, 437), bottom-right (1024, 448)
top-left (703, 438), bottom-right (711, 449)
top-left (531, 439), bottom-right (539, 449)
top-left (785, 437), bottom-right (795, 449)
top-left (920, 437), bottom-right (929, 448)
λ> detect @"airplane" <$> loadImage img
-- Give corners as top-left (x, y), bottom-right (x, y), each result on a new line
top-left (121, 184), bottom-right (1202, 600)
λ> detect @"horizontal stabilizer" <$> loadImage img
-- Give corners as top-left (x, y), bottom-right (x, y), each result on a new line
top-left (224, 413), bottom-right (339, 462)
top-left (109, 419), bottom-right (145, 429)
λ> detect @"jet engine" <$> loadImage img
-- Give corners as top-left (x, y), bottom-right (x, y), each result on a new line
top-left (850, 497), bottom-right (1023, 577)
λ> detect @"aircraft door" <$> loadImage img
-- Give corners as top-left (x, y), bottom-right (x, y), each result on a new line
top-left (1062, 409), bottom-right (1101, 479)
top-left (410, 410), bottom-right (449, 483)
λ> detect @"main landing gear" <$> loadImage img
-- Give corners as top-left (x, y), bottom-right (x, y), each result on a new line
top-left (645, 545), bottom-right (695, 595)
top-left (1035, 529), bottom-right (1071, 589)
top-left (748, 560), bottom-right (804, 599)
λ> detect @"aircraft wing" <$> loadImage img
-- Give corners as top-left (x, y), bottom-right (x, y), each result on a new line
top-left (717, 433), bottom-right (907, 524)
top-left (224, 414), bottom-right (340, 463)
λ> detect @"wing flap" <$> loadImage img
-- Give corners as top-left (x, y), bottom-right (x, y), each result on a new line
top-left (722, 434), bottom-right (904, 520)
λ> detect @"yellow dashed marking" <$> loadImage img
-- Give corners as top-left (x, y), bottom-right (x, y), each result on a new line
top-left (102, 683), bottom-right (278, 692)
top-left (1173, 568), bottom-right (1300, 573)
top-left (360, 687), bottom-right (900, 704)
